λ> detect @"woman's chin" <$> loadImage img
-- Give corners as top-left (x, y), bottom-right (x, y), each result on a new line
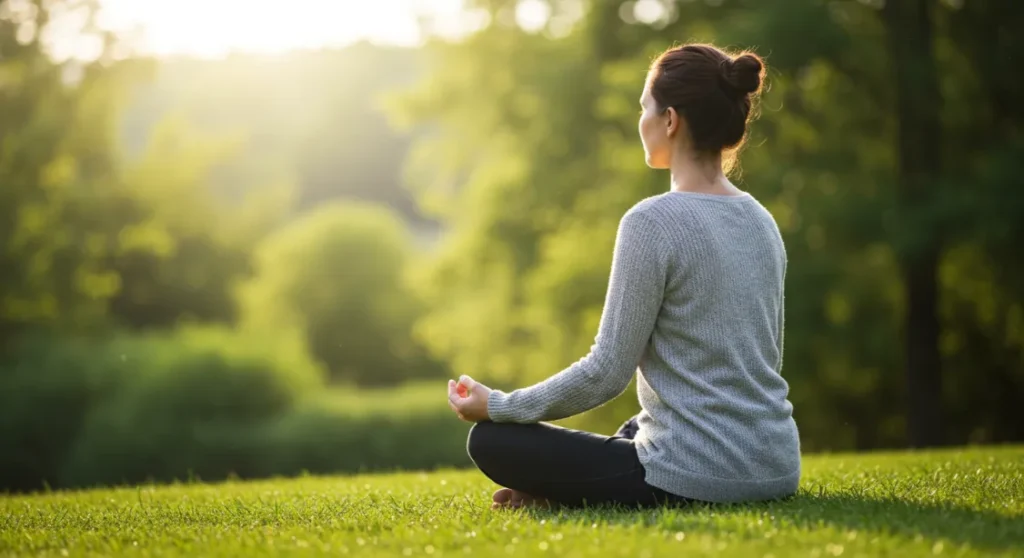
top-left (644, 156), bottom-right (667, 170)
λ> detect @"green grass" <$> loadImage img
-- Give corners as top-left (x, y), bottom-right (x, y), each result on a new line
top-left (2, 446), bottom-right (1022, 557)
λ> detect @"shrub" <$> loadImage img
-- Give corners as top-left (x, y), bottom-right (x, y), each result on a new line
top-left (0, 327), bottom-right (323, 491)
top-left (0, 334), bottom-right (135, 491)
top-left (239, 202), bottom-right (445, 386)
top-left (57, 326), bottom-right (322, 488)
top-left (243, 383), bottom-right (472, 478)
top-left (0, 330), bottom-right (468, 492)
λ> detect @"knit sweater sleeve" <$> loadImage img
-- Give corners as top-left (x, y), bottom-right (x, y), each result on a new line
top-left (487, 208), bottom-right (669, 423)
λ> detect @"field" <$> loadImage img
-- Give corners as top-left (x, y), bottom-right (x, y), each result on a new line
top-left (2, 446), bottom-right (1022, 558)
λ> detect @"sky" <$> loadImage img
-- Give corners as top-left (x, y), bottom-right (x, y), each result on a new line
top-left (94, 0), bottom-right (553, 58)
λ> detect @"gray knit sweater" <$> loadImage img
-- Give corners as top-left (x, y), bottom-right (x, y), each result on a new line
top-left (487, 191), bottom-right (801, 503)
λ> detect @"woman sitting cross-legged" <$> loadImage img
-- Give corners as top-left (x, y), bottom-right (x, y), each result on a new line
top-left (446, 42), bottom-right (801, 510)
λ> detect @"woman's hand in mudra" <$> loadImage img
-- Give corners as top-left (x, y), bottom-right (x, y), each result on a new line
top-left (447, 375), bottom-right (492, 422)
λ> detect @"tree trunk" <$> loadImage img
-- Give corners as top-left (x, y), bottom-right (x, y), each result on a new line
top-left (883, 0), bottom-right (945, 447)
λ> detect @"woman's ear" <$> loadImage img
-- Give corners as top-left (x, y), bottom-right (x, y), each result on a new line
top-left (665, 106), bottom-right (680, 139)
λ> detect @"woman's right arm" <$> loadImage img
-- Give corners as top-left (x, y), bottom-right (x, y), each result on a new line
top-left (486, 207), bottom-right (670, 423)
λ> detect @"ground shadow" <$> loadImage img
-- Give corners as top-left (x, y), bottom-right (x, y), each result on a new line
top-left (518, 493), bottom-right (1024, 553)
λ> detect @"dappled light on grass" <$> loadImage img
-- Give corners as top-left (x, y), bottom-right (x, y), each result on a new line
top-left (2, 447), bottom-right (1021, 557)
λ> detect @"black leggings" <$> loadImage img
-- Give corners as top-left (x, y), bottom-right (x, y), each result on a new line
top-left (466, 415), bottom-right (692, 508)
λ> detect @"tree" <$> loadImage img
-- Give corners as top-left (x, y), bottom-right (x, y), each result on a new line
top-left (883, 0), bottom-right (945, 447)
top-left (106, 117), bottom-right (284, 329)
top-left (239, 203), bottom-right (440, 386)
top-left (0, 0), bottom-right (149, 342)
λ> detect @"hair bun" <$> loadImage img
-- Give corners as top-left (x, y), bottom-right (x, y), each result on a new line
top-left (720, 53), bottom-right (764, 95)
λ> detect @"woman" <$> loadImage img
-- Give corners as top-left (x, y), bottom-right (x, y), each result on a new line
top-left (446, 43), bottom-right (800, 509)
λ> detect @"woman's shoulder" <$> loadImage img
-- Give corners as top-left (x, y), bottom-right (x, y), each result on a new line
top-left (617, 194), bottom-right (684, 243)
top-left (620, 194), bottom-right (671, 231)
top-left (625, 192), bottom-right (677, 217)
top-left (623, 192), bottom-right (698, 225)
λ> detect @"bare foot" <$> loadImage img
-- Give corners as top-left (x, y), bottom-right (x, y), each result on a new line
top-left (491, 488), bottom-right (551, 510)
top-left (491, 488), bottom-right (514, 509)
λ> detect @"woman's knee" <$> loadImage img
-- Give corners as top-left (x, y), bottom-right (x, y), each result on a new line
top-left (466, 421), bottom-right (501, 465)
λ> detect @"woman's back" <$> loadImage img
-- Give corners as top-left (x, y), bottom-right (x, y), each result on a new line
top-left (629, 191), bottom-right (800, 503)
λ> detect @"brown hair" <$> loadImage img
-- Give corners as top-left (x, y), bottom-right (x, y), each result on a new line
top-left (647, 44), bottom-right (765, 172)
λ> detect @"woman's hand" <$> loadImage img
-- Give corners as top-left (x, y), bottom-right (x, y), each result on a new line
top-left (447, 375), bottom-right (492, 422)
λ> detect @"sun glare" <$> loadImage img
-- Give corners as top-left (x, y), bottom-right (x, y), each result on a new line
top-left (97, 0), bottom-right (474, 58)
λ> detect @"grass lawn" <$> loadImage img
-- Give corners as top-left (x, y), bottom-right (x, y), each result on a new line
top-left (2, 446), bottom-right (1022, 557)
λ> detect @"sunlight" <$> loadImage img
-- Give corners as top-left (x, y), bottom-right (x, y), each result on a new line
top-left (97, 0), bottom-right (473, 57)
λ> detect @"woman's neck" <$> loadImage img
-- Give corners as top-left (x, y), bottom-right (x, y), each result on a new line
top-left (668, 151), bottom-right (743, 196)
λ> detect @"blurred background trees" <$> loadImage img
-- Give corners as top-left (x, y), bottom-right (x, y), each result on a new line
top-left (398, 0), bottom-right (1024, 447)
top-left (1, 0), bottom-right (1021, 492)
top-left (239, 202), bottom-right (441, 386)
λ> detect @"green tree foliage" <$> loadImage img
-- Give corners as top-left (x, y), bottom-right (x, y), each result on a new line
top-left (0, 1), bottom-right (279, 337)
top-left (105, 117), bottom-right (287, 329)
top-left (0, 0), bottom-right (145, 338)
top-left (240, 203), bottom-right (441, 386)
top-left (395, 0), bottom-right (1024, 448)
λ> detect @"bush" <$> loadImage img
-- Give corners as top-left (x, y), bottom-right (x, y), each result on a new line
top-left (242, 383), bottom-right (473, 478)
top-left (57, 326), bottom-right (323, 488)
top-left (239, 202), bottom-right (445, 386)
top-left (0, 331), bottom-right (468, 492)
top-left (0, 327), bottom-right (321, 491)
top-left (0, 335), bottom-right (135, 491)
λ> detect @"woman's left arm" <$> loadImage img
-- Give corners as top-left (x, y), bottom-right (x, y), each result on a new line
top-left (486, 206), bottom-right (670, 423)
